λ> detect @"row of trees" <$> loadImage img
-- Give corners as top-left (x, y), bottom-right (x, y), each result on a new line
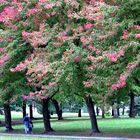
top-left (0, 0), bottom-right (140, 134)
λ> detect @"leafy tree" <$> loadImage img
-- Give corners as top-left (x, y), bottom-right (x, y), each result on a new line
top-left (0, 0), bottom-right (140, 134)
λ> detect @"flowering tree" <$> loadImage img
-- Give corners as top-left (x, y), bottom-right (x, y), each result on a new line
top-left (0, 1), bottom-right (32, 131)
top-left (0, 0), bottom-right (140, 134)
top-left (0, 30), bottom-right (31, 131)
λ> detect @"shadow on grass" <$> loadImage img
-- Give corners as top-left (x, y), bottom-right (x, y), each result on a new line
top-left (1, 116), bottom-right (139, 127)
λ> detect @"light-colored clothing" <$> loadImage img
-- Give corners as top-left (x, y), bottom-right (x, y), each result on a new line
top-left (24, 125), bottom-right (29, 134)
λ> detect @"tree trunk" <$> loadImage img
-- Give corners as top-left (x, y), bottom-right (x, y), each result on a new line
top-left (85, 95), bottom-right (100, 134)
top-left (4, 104), bottom-right (13, 132)
top-left (78, 109), bottom-right (81, 117)
top-left (58, 109), bottom-right (63, 120)
top-left (52, 99), bottom-right (63, 120)
top-left (22, 101), bottom-right (26, 118)
top-left (129, 92), bottom-right (135, 118)
top-left (112, 107), bottom-right (114, 116)
top-left (112, 101), bottom-right (114, 117)
top-left (122, 105), bottom-right (125, 115)
top-left (42, 99), bottom-right (53, 132)
top-left (101, 107), bottom-right (105, 118)
top-left (29, 104), bottom-right (34, 119)
top-left (117, 107), bottom-right (120, 116)
top-left (96, 107), bottom-right (99, 116)
top-left (113, 103), bottom-right (118, 118)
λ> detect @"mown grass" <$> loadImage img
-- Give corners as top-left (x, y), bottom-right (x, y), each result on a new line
top-left (0, 114), bottom-right (140, 139)
top-left (0, 135), bottom-right (85, 140)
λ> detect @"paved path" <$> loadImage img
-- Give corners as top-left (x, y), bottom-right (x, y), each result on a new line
top-left (0, 133), bottom-right (139, 140)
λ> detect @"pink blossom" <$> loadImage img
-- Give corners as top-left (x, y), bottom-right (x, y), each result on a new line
top-left (23, 95), bottom-right (31, 100)
top-left (83, 5), bottom-right (100, 21)
top-left (108, 31), bottom-right (115, 36)
top-left (0, 48), bottom-right (5, 53)
top-left (33, 83), bottom-right (40, 87)
top-left (10, 63), bottom-right (26, 72)
top-left (106, 50), bottom-right (125, 63)
top-left (84, 23), bottom-right (93, 30)
top-left (83, 81), bottom-right (93, 88)
top-left (135, 34), bottom-right (140, 38)
top-left (112, 74), bottom-right (128, 91)
top-left (94, 15), bottom-right (104, 21)
top-left (37, 74), bottom-right (44, 79)
top-left (29, 92), bottom-right (36, 96)
top-left (134, 25), bottom-right (140, 29)
top-left (45, 3), bottom-right (55, 9)
top-left (27, 56), bottom-right (32, 62)
top-left (67, 12), bottom-right (74, 19)
top-left (74, 56), bottom-right (81, 63)
top-left (27, 77), bottom-right (33, 82)
top-left (10, 68), bottom-right (16, 72)
top-left (96, 49), bottom-right (101, 54)
top-left (112, 84), bottom-right (117, 91)
top-left (108, 53), bottom-right (118, 62)
top-left (77, 26), bottom-right (84, 32)
top-left (122, 30), bottom-right (129, 40)
top-left (88, 65), bottom-right (96, 70)
top-left (110, 56), bottom-right (117, 62)
top-left (119, 75), bottom-right (127, 81)
top-left (127, 63), bottom-right (136, 70)
top-left (87, 55), bottom-right (94, 61)
top-left (118, 50), bottom-right (124, 57)
top-left (39, 23), bottom-right (45, 32)
top-left (87, 45), bottom-right (95, 50)
top-left (85, 0), bottom-right (98, 6)
top-left (0, 0), bottom-right (6, 3)
top-left (40, 95), bottom-right (49, 100)
top-left (57, 36), bottom-right (69, 42)
top-left (48, 82), bottom-right (57, 87)
top-left (26, 8), bottom-right (40, 17)
top-left (22, 31), bottom-right (31, 37)
top-left (80, 36), bottom-right (89, 45)
top-left (52, 42), bottom-right (62, 47)
top-left (0, 55), bottom-right (9, 66)
top-left (0, 7), bottom-right (18, 23)
top-left (129, 25), bottom-right (140, 29)
top-left (98, 35), bottom-right (106, 40)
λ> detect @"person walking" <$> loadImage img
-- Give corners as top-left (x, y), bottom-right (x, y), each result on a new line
top-left (23, 113), bottom-right (30, 134)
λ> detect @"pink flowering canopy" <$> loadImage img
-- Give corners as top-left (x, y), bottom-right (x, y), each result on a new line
top-left (0, 0), bottom-right (140, 101)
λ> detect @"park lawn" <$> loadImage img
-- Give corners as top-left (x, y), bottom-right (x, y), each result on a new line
top-left (0, 116), bottom-right (140, 138)
top-left (0, 135), bottom-right (85, 140)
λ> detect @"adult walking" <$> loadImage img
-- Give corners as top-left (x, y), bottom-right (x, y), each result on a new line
top-left (23, 113), bottom-right (30, 134)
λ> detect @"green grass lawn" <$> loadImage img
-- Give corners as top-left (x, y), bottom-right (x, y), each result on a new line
top-left (0, 135), bottom-right (85, 140)
top-left (0, 115), bottom-right (140, 139)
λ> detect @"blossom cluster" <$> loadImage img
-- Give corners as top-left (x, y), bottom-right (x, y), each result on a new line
top-left (26, 8), bottom-right (41, 17)
top-left (23, 90), bottom-right (48, 100)
top-left (106, 50), bottom-right (125, 62)
top-left (10, 63), bottom-right (26, 72)
top-left (83, 80), bottom-right (93, 88)
top-left (0, 55), bottom-right (9, 66)
top-left (112, 74), bottom-right (128, 91)
top-left (22, 31), bottom-right (48, 48)
top-left (0, 6), bottom-right (18, 23)
top-left (0, 48), bottom-right (5, 53)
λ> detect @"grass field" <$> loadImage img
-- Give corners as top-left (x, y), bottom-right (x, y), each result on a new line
top-left (0, 135), bottom-right (88, 140)
top-left (0, 136), bottom-right (69, 140)
top-left (0, 113), bottom-right (140, 139)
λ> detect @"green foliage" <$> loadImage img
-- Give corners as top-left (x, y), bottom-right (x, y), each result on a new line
top-left (117, 0), bottom-right (140, 27)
